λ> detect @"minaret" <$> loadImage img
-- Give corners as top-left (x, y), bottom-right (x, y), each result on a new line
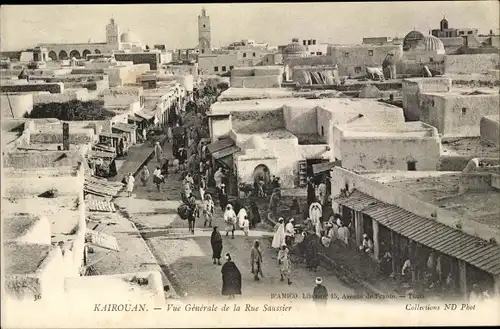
top-left (106, 17), bottom-right (120, 49)
top-left (198, 8), bottom-right (211, 54)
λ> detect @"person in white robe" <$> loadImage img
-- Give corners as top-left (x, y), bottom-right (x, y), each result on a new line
top-left (223, 204), bottom-right (237, 239)
top-left (359, 233), bottom-right (374, 253)
top-left (285, 218), bottom-right (296, 247)
top-left (214, 168), bottom-right (224, 190)
top-left (271, 217), bottom-right (286, 250)
top-left (126, 172), bottom-right (135, 197)
top-left (309, 202), bottom-right (323, 237)
top-left (237, 207), bottom-right (248, 229)
top-left (321, 223), bottom-right (336, 248)
top-left (242, 216), bottom-right (250, 236)
top-left (337, 224), bottom-right (350, 246)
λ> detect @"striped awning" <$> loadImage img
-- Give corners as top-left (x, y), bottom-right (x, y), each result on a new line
top-left (335, 190), bottom-right (500, 276)
top-left (212, 145), bottom-right (241, 160)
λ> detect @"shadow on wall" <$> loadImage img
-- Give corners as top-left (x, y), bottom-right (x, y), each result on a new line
top-left (253, 164), bottom-right (271, 185)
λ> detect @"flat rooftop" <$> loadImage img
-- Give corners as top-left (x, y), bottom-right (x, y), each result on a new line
top-left (210, 97), bottom-right (401, 115)
top-left (4, 214), bottom-right (42, 240)
top-left (422, 87), bottom-right (499, 97)
top-left (362, 171), bottom-right (500, 231)
top-left (4, 241), bottom-right (55, 275)
top-left (441, 137), bottom-right (500, 158)
top-left (335, 121), bottom-right (437, 138)
top-left (3, 196), bottom-right (81, 242)
top-left (235, 128), bottom-right (297, 141)
top-left (218, 88), bottom-right (295, 101)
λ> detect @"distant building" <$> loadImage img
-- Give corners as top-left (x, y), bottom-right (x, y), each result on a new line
top-left (431, 17), bottom-right (499, 54)
top-left (38, 18), bottom-right (144, 61)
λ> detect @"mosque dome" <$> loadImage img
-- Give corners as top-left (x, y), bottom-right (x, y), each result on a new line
top-left (120, 31), bottom-right (141, 44)
top-left (403, 30), bottom-right (424, 51)
top-left (421, 35), bottom-right (445, 54)
top-left (283, 39), bottom-right (308, 56)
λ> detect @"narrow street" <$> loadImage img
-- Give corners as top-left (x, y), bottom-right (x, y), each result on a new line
top-left (114, 140), bottom-right (355, 302)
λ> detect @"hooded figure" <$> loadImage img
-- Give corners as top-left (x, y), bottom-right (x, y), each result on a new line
top-left (313, 277), bottom-right (328, 305)
top-left (210, 226), bottom-right (223, 265)
top-left (140, 166), bottom-right (150, 186)
top-left (223, 204), bottom-right (236, 239)
top-left (272, 218), bottom-right (286, 249)
top-left (249, 201), bottom-right (261, 228)
top-left (309, 202), bottom-right (323, 237)
top-left (306, 178), bottom-right (316, 207)
top-left (237, 207), bottom-right (248, 229)
top-left (221, 253), bottom-right (242, 298)
top-left (250, 240), bottom-right (264, 281)
top-left (219, 183), bottom-right (228, 211)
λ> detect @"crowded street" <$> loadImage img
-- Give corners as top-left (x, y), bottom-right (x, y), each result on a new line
top-left (115, 140), bottom-right (354, 301)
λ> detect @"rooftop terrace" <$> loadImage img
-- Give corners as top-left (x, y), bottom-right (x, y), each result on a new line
top-left (441, 137), bottom-right (499, 158)
top-left (3, 214), bottom-right (42, 240)
top-left (335, 121), bottom-right (437, 138)
top-left (362, 171), bottom-right (500, 231)
top-left (209, 97), bottom-right (400, 116)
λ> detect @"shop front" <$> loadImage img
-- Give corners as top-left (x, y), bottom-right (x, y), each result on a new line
top-left (334, 190), bottom-right (500, 300)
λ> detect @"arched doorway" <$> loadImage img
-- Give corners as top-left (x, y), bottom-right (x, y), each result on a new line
top-left (82, 49), bottom-right (91, 59)
top-left (48, 51), bottom-right (58, 61)
top-left (69, 50), bottom-right (81, 59)
top-left (58, 50), bottom-right (68, 60)
top-left (252, 164), bottom-right (271, 185)
top-left (94, 49), bottom-right (101, 54)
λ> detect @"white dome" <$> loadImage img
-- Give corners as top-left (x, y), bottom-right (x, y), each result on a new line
top-left (120, 32), bottom-right (141, 44)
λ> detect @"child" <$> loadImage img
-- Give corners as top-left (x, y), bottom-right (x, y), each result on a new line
top-left (242, 215), bottom-right (250, 236)
top-left (203, 194), bottom-right (215, 228)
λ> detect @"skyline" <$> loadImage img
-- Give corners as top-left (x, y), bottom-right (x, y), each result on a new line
top-left (1, 2), bottom-right (499, 52)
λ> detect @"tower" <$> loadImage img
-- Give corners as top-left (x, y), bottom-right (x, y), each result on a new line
top-left (440, 16), bottom-right (448, 31)
top-left (198, 8), bottom-right (211, 54)
top-left (106, 18), bottom-right (120, 47)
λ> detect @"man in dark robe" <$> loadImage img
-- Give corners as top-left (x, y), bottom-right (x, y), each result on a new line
top-left (303, 231), bottom-right (320, 271)
top-left (221, 253), bottom-right (242, 299)
top-left (307, 177), bottom-right (316, 208)
top-left (186, 193), bottom-right (197, 234)
top-left (210, 226), bottom-right (223, 265)
top-left (249, 201), bottom-right (261, 228)
top-left (218, 184), bottom-right (228, 211)
top-left (313, 277), bottom-right (328, 305)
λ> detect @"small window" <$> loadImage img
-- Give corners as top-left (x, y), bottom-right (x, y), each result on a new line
top-left (467, 31), bottom-right (473, 35)
top-left (354, 66), bottom-right (362, 73)
top-left (229, 65), bottom-right (234, 70)
top-left (201, 49), bottom-right (205, 54)
top-left (345, 52), bottom-right (349, 58)
top-left (459, 31), bottom-right (464, 35)
top-left (311, 52), bottom-right (315, 55)
top-left (431, 100), bottom-right (435, 107)
top-left (253, 52), bottom-right (256, 57)
top-left (462, 107), bottom-right (467, 114)
top-left (214, 66), bottom-right (219, 72)
top-left (203, 24), bottom-right (206, 28)
top-left (243, 53), bottom-right (247, 58)
top-left (316, 52), bottom-right (322, 55)
top-left (429, 57), bottom-right (434, 62)
top-left (321, 126), bottom-right (324, 137)
top-left (407, 161), bottom-right (417, 171)
top-left (222, 66), bottom-right (226, 72)
top-left (368, 50), bottom-right (374, 56)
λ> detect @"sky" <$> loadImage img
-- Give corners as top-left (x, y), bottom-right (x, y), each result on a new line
top-left (1, 2), bottom-right (499, 51)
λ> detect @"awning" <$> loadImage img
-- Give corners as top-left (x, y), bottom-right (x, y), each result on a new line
top-left (135, 110), bottom-right (155, 120)
top-left (207, 138), bottom-right (235, 154)
top-left (336, 190), bottom-right (500, 276)
top-left (312, 161), bottom-right (339, 175)
top-left (86, 199), bottom-right (116, 212)
top-left (112, 123), bottom-right (136, 133)
top-left (99, 132), bottom-right (122, 139)
top-left (93, 144), bottom-right (116, 153)
top-left (86, 150), bottom-right (115, 159)
top-left (128, 115), bottom-right (144, 123)
top-left (85, 229), bottom-right (119, 251)
top-left (212, 145), bottom-right (241, 160)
